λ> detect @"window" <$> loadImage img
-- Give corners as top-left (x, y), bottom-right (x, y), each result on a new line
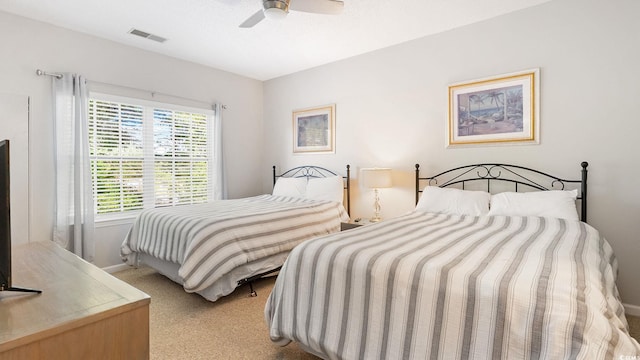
top-left (88, 93), bottom-right (215, 218)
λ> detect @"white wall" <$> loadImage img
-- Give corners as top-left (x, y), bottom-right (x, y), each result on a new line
top-left (263, 0), bottom-right (640, 308)
top-left (0, 11), bottom-right (264, 268)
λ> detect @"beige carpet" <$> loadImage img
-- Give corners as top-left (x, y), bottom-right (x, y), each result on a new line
top-left (114, 266), bottom-right (640, 359)
top-left (113, 265), bottom-right (316, 360)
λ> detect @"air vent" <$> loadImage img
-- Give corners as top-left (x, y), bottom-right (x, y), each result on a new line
top-left (128, 28), bottom-right (167, 43)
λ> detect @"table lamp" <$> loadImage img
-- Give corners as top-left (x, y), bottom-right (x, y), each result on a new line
top-left (361, 168), bottom-right (392, 222)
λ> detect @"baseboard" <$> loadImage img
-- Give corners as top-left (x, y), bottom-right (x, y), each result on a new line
top-left (624, 303), bottom-right (640, 316)
top-left (102, 263), bottom-right (131, 274)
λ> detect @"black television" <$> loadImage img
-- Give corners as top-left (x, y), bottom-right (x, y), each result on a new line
top-left (0, 139), bottom-right (40, 294)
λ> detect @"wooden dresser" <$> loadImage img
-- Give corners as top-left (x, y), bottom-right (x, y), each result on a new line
top-left (0, 241), bottom-right (150, 360)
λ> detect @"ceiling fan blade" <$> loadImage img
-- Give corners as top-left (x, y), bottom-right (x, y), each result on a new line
top-left (239, 9), bottom-right (265, 28)
top-left (289, 0), bottom-right (344, 15)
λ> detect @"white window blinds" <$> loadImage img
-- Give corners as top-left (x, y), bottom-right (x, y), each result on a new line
top-left (152, 108), bottom-right (210, 207)
top-left (88, 94), bottom-right (214, 217)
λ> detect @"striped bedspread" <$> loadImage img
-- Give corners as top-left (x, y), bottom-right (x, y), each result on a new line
top-left (265, 211), bottom-right (640, 359)
top-left (121, 195), bottom-right (348, 294)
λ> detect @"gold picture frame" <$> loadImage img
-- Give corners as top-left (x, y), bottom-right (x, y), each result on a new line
top-left (293, 104), bottom-right (336, 154)
top-left (448, 69), bottom-right (540, 147)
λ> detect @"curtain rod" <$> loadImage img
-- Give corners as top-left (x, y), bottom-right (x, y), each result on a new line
top-left (35, 69), bottom-right (227, 110)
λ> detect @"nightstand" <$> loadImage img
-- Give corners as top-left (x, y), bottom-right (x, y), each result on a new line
top-left (340, 219), bottom-right (373, 231)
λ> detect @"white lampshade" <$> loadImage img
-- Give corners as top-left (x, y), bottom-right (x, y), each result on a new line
top-left (361, 168), bottom-right (392, 189)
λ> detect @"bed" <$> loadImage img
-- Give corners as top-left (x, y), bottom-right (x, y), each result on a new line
top-left (121, 165), bottom-right (351, 301)
top-left (265, 162), bottom-right (640, 359)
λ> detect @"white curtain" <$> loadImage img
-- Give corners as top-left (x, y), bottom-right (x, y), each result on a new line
top-left (52, 74), bottom-right (95, 261)
top-left (213, 103), bottom-right (227, 200)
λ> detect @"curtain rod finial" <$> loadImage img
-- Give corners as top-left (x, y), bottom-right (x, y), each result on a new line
top-left (36, 69), bottom-right (63, 79)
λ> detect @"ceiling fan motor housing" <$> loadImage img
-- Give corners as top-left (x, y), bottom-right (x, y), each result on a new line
top-left (263, 0), bottom-right (290, 13)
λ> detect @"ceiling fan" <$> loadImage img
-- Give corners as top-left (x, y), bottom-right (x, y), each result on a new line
top-left (239, 0), bottom-right (344, 28)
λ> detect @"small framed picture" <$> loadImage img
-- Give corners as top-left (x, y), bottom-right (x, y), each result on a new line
top-left (293, 104), bottom-right (335, 154)
top-left (448, 69), bottom-right (540, 147)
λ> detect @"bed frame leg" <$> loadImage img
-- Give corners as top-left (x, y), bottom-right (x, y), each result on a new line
top-left (237, 266), bottom-right (283, 298)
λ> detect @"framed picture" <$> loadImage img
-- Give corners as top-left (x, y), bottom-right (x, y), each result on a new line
top-left (448, 68), bottom-right (540, 147)
top-left (293, 104), bottom-right (336, 154)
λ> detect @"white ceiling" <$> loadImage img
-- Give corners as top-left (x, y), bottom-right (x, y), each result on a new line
top-left (0, 0), bottom-right (551, 81)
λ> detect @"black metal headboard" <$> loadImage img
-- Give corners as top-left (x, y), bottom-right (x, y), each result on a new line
top-left (273, 165), bottom-right (351, 215)
top-left (415, 162), bottom-right (589, 222)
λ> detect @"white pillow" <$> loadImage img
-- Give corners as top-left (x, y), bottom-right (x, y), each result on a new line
top-left (272, 177), bottom-right (307, 198)
top-left (487, 189), bottom-right (579, 221)
top-left (415, 186), bottom-right (490, 216)
top-left (306, 176), bottom-right (344, 204)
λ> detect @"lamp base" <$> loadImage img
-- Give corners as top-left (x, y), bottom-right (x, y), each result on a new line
top-left (370, 188), bottom-right (383, 223)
